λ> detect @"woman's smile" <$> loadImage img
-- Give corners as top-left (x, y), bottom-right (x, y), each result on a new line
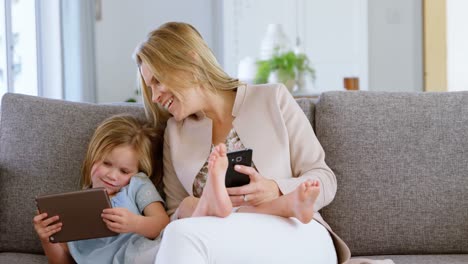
top-left (163, 97), bottom-right (174, 110)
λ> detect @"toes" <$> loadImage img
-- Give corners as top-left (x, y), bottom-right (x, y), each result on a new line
top-left (208, 156), bottom-right (217, 170)
top-left (210, 147), bottom-right (222, 161)
top-left (218, 144), bottom-right (227, 157)
top-left (306, 180), bottom-right (320, 187)
top-left (304, 181), bottom-right (320, 194)
top-left (303, 180), bottom-right (315, 189)
top-left (213, 144), bottom-right (227, 158)
top-left (304, 186), bottom-right (313, 195)
top-left (209, 151), bottom-right (217, 161)
top-left (299, 182), bottom-right (308, 191)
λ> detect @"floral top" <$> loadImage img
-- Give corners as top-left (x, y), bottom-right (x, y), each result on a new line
top-left (192, 128), bottom-right (256, 197)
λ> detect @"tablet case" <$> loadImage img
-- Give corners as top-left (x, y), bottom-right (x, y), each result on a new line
top-left (35, 188), bottom-right (118, 243)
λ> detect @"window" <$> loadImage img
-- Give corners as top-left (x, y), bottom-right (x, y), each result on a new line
top-left (0, 1), bottom-right (6, 96)
top-left (1, 0), bottom-right (38, 98)
top-left (1, 0), bottom-right (63, 101)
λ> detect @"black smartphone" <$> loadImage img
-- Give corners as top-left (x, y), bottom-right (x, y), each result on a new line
top-left (225, 149), bottom-right (252, 187)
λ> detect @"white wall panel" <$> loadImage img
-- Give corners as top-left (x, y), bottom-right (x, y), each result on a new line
top-left (95, 0), bottom-right (213, 103)
top-left (221, 0), bottom-right (368, 93)
top-left (447, 0), bottom-right (468, 91)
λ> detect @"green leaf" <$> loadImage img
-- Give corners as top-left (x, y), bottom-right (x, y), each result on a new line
top-left (254, 60), bottom-right (271, 84)
top-left (254, 50), bottom-right (315, 84)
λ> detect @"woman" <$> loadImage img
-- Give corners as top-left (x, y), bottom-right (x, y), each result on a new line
top-left (134, 22), bottom-right (350, 264)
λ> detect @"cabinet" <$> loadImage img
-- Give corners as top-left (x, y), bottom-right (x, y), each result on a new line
top-left (217, 0), bottom-right (424, 93)
top-left (218, 0), bottom-right (368, 93)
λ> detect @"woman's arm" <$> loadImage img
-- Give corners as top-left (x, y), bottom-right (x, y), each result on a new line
top-left (274, 84), bottom-right (337, 210)
top-left (163, 125), bottom-right (190, 220)
top-left (227, 84), bottom-right (337, 211)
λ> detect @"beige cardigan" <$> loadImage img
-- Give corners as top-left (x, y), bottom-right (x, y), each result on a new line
top-left (162, 83), bottom-right (351, 263)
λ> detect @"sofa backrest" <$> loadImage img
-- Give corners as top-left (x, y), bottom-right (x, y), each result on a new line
top-left (294, 97), bottom-right (316, 129)
top-left (316, 91), bottom-right (468, 256)
top-left (2, 91), bottom-right (466, 256)
top-left (0, 94), bottom-right (146, 254)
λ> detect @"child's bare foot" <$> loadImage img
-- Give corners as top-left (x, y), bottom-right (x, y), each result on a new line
top-left (290, 180), bottom-right (320, 223)
top-left (192, 143), bottom-right (232, 217)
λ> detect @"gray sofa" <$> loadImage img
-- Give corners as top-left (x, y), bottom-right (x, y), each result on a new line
top-left (0, 92), bottom-right (467, 263)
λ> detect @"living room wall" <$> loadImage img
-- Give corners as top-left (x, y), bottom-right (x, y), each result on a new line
top-left (94, 0), bottom-right (215, 103)
top-left (94, 0), bottom-right (423, 103)
top-left (368, 0), bottom-right (423, 92)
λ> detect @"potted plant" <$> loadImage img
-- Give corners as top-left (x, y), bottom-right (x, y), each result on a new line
top-left (254, 50), bottom-right (315, 92)
top-left (125, 88), bottom-right (142, 103)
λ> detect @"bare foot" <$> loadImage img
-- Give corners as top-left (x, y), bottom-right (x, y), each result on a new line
top-left (290, 180), bottom-right (320, 224)
top-left (192, 143), bottom-right (232, 217)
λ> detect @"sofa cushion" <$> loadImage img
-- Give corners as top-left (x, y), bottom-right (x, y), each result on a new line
top-left (0, 253), bottom-right (47, 263)
top-left (0, 93), bottom-right (145, 254)
top-left (316, 91), bottom-right (468, 256)
top-left (354, 254), bottom-right (468, 264)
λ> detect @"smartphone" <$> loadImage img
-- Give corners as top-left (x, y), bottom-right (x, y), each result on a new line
top-left (225, 149), bottom-right (252, 188)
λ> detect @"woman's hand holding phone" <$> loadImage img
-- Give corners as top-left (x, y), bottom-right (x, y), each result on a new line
top-left (226, 165), bottom-right (281, 207)
top-left (225, 149), bottom-right (252, 188)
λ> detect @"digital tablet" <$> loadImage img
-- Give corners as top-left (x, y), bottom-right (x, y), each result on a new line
top-left (35, 187), bottom-right (118, 243)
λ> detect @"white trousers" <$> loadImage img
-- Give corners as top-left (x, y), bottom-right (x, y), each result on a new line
top-left (155, 213), bottom-right (337, 264)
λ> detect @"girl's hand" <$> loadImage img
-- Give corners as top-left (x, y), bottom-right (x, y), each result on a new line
top-left (33, 212), bottom-right (62, 243)
top-left (101, 207), bottom-right (139, 234)
top-left (227, 165), bottom-right (281, 207)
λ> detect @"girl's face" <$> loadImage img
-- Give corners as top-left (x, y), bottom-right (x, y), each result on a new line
top-left (90, 145), bottom-right (139, 195)
top-left (140, 62), bottom-right (203, 121)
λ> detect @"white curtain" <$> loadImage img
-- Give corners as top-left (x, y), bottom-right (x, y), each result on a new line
top-left (61, 0), bottom-right (96, 102)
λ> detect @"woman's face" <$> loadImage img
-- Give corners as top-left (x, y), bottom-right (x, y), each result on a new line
top-left (140, 62), bottom-right (202, 121)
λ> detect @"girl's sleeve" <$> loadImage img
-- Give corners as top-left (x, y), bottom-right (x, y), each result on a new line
top-left (132, 173), bottom-right (164, 214)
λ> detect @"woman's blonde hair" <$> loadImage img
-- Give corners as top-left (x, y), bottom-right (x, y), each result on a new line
top-left (133, 21), bottom-right (243, 127)
top-left (80, 115), bottom-right (161, 190)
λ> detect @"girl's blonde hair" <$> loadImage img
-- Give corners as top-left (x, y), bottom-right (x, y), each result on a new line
top-left (81, 115), bottom-right (161, 190)
top-left (133, 21), bottom-right (243, 127)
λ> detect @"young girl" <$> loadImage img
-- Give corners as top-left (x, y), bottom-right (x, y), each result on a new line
top-left (33, 115), bottom-right (169, 264)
